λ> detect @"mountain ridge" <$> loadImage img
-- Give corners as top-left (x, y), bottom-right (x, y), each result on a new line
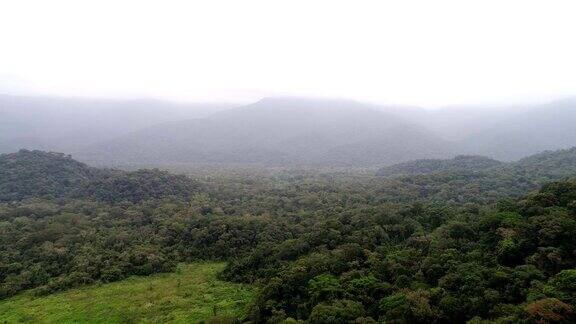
top-left (79, 97), bottom-right (453, 166)
top-left (0, 149), bottom-right (199, 203)
top-left (0, 93), bottom-right (236, 154)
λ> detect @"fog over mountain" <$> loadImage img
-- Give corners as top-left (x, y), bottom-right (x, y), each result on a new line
top-left (79, 97), bottom-right (453, 166)
top-left (1, 93), bottom-right (576, 167)
top-left (0, 94), bottom-right (235, 153)
top-left (462, 98), bottom-right (576, 160)
top-left (415, 104), bottom-right (534, 141)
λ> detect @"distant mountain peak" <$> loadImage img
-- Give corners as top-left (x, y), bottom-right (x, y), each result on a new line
top-left (241, 96), bottom-right (371, 114)
top-left (256, 96), bottom-right (361, 105)
top-left (79, 96), bottom-right (451, 166)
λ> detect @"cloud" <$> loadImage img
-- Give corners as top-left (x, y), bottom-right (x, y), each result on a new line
top-left (0, 0), bottom-right (575, 106)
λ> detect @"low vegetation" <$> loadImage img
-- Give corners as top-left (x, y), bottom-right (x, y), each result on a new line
top-left (0, 263), bottom-right (254, 323)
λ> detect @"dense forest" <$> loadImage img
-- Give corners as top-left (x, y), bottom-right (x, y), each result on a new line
top-left (0, 150), bottom-right (199, 203)
top-left (1, 149), bottom-right (576, 323)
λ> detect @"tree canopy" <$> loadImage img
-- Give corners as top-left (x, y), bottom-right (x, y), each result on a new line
top-left (1, 149), bottom-right (576, 323)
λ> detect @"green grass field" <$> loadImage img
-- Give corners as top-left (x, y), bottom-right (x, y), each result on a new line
top-left (0, 263), bottom-right (254, 323)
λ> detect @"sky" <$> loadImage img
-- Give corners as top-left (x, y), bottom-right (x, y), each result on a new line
top-left (1, 0), bottom-right (575, 107)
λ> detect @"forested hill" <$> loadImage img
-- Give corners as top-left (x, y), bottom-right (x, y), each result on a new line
top-left (0, 150), bottom-right (95, 201)
top-left (376, 155), bottom-right (504, 177)
top-left (378, 148), bottom-right (576, 179)
top-left (462, 98), bottom-right (576, 161)
top-left (373, 147), bottom-right (576, 204)
top-left (3, 147), bottom-right (576, 205)
top-left (0, 149), bottom-right (198, 203)
top-left (511, 147), bottom-right (576, 179)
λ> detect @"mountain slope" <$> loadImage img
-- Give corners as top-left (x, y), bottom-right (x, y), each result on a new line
top-left (0, 94), bottom-right (235, 153)
top-left (374, 147), bottom-right (576, 203)
top-left (421, 104), bottom-right (532, 141)
top-left (0, 150), bottom-right (198, 202)
top-left (506, 146), bottom-right (576, 179)
top-left (462, 98), bottom-right (576, 160)
top-left (0, 150), bottom-right (96, 201)
top-left (81, 97), bottom-right (453, 166)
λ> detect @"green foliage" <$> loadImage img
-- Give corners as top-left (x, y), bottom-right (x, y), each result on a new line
top-left (2, 149), bottom-right (576, 323)
top-left (377, 155), bottom-right (504, 177)
top-left (0, 150), bottom-right (199, 203)
top-left (221, 177), bottom-right (576, 322)
top-left (0, 263), bottom-right (254, 323)
top-left (308, 274), bottom-right (342, 304)
top-left (544, 270), bottom-right (576, 307)
top-left (309, 299), bottom-right (365, 324)
top-left (0, 150), bottom-right (94, 201)
top-left (375, 148), bottom-right (576, 204)
top-left (379, 292), bottom-right (409, 320)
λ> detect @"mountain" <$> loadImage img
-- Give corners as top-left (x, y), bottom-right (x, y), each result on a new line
top-left (421, 104), bottom-right (532, 141)
top-left (374, 146), bottom-right (576, 203)
top-left (462, 98), bottom-right (576, 160)
top-left (0, 149), bottom-right (198, 203)
top-left (5, 93), bottom-right (575, 167)
top-left (378, 147), bottom-right (576, 180)
top-left (376, 155), bottom-right (504, 177)
top-left (80, 97), bottom-right (453, 166)
top-left (0, 94), bottom-right (235, 154)
top-left (0, 149), bottom-right (95, 201)
top-left (506, 146), bottom-right (576, 179)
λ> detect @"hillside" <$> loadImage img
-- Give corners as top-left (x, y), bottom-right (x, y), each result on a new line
top-left (3, 94), bottom-right (576, 166)
top-left (80, 97), bottom-right (453, 166)
top-left (376, 155), bottom-right (504, 177)
top-left (0, 150), bottom-right (96, 201)
top-left (509, 147), bottom-right (576, 179)
top-left (0, 263), bottom-right (253, 323)
top-left (0, 94), bottom-right (235, 154)
top-left (0, 149), bottom-right (198, 203)
top-left (417, 104), bottom-right (532, 141)
top-left (374, 147), bottom-right (576, 203)
top-left (463, 98), bottom-right (576, 160)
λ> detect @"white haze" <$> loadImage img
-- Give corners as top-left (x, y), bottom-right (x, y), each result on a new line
top-left (1, 0), bottom-right (576, 107)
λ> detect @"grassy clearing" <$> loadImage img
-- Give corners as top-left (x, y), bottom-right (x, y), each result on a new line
top-left (0, 263), bottom-right (254, 323)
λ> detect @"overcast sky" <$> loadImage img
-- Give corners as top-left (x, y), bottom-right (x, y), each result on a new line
top-left (1, 0), bottom-right (575, 107)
